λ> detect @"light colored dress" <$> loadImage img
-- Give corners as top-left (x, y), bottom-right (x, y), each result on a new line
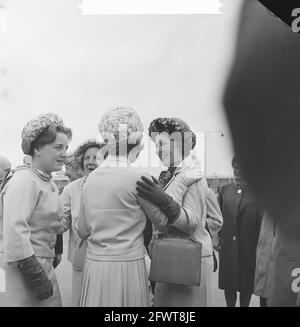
top-left (61, 176), bottom-right (86, 307)
top-left (0, 167), bottom-right (63, 307)
top-left (142, 167), bottom-right (223, 307)
top-left (77, 157), bottom-right (155, 307)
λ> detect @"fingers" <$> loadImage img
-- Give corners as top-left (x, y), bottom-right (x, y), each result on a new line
top-left (141, 176), bottom-right (155, 186)
top-left (151, 176), bottom-right (160, 184)
top-left (136, 191), bottom-right (147, 200)
top-left (136, 187), bottom-right (150, 198)
top-left (136, 181), bottom-right (153, 192)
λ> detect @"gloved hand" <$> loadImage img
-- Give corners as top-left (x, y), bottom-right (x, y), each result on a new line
top-left (137, 176), bottom-right (181, 224)
top-left (17, 255), bottom-right (53, 300)
top-left (53, 254), bottom-right (62, 269)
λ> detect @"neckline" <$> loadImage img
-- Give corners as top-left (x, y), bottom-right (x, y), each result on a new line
top-left (100, 155), bottom-right (131, 167)
top-left (14, 165), bottom-right (52, 182)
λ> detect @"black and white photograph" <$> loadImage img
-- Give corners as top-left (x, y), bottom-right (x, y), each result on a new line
top-left (0, 0), bottom-right (299, 311)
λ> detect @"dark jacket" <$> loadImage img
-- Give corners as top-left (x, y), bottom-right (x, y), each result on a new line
top-left (218, 183), bottom-right (263, 293)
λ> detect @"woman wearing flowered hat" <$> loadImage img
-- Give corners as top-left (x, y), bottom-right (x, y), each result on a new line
top-left (75, 107), bottom-right (150, 306)
top-left (136, 117), bottom-right (223, 307)
top-left (60, 139), bottom-right (107, 306)
top-left (0, 113), bottom-right (72, 307)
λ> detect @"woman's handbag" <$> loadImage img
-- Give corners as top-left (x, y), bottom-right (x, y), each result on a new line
top-left (149, 231), bottom-right (202, 286)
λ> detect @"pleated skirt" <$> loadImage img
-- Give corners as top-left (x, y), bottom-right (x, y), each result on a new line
top-left (71, 265), bottom-right (83, 307)
top-left (0, 253), bottom-right (62, 307)
top-left (154, 255), bottom-right (214, 307)
top-left (79, 257), bottom-right (151, 307)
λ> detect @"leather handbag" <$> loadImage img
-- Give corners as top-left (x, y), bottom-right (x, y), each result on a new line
top-left (149, 232), bottom-right (202, 286)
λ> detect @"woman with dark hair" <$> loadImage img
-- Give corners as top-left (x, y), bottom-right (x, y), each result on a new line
top-left (136, 117), bottom-right (223, 307)
top-left (0, 113), bottom-right (72, 307)
top-left (61, 139), bottom-right (107, 306)
top-left (218, 157), bottom-right (263, 307)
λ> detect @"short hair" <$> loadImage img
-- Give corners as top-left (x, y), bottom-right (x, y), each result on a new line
top-left (110, 139), bottom-right (140, 157)
top-left (148, 118), bottom-right (196, 159)
top-left (30, 124), bottom-right (72, 157)
top-left (80, 144), bottom-right (108, 170)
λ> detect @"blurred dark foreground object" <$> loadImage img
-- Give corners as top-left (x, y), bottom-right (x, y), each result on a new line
top-left (223, 0), bottom-right (300, 306)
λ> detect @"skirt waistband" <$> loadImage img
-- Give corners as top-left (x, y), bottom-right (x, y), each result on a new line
top-left (86, 245), bottom-right (146, 262)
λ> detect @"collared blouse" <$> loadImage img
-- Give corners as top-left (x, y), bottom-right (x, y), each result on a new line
top-left (0, 167), bottom-right (64, 262)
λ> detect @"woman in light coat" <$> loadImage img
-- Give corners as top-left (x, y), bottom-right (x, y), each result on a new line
top-left (136, 117), bottom-right (223, 307)
top-left (0, 113), bottom-right (72, 307)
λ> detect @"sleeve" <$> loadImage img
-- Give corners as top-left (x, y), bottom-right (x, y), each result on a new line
top-left (169, 179), bottom-right (208, 235)
top-left (55, 234), bottom-right (63, 254)
top-left (76, 191), bottom-right (90, 240)
top-left (57, 185), bottom-right (72, 234)
top-left (217, 186), bottom-right (225, 238)
top-left (206, 189), bottom-right (223, 238)
top-left (137, 196), bottom-right (169, 234)
top-left (2, 173), bottom-right (39, 262)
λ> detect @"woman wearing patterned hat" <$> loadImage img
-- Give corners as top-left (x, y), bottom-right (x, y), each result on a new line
top-left (136, 117), bottom-right (223, 307)
top-left (0, 113), bottom-right (72, 307)
top-left (76, 107), bottom-right (151, 306)
top-left (60, 139), bottom-right (107, 306)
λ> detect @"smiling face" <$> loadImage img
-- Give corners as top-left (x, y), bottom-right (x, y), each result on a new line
top-left (155, 131), bottom-right (183, 168)
top-left (33, 132), bottom-right (70, 174)
top-left (83, 146), bottom-right (100, 175)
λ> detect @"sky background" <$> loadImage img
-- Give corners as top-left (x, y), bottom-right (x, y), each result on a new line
top-left (0, 0), bottom-right (243, 176)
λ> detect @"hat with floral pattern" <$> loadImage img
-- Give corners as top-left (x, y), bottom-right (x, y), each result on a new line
top-left (98, 106), bottom-right (144, 145)
top-left (21, 113), bottom-right (65, 155)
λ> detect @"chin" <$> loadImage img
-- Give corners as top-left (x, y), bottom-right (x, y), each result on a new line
top-left (53, 164), bottom-right (63, 172)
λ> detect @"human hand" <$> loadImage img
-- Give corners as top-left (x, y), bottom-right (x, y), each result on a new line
top-left (137, 176), bottom-right (170, 207)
